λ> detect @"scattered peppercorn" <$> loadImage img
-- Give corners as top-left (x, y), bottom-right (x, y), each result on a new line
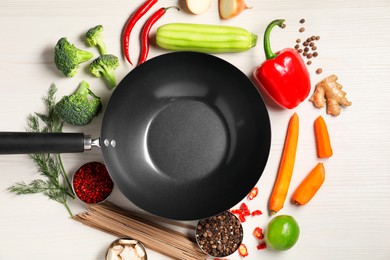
top-left (196, 211), bottom-right (243, 257)
top-left (281, 23), bottom-right (286, 29)
top-left (316, 68), bottom-right (323, 74)
top-left (292, 20), bottom-right (321, 66)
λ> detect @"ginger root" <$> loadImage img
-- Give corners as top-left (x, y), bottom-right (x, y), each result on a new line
top-left (310, 74), bottom-right (352, 116)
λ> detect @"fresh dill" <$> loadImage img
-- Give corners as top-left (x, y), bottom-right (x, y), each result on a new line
top-left (7, 84), bottom-right (75, 217)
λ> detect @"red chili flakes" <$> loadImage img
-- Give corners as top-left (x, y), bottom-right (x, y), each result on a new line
top-left (251, 210), bottom-right (262, 216)
top-left (247, 187), bottom-right (259, 200)
top-left (238, 244), bottom-right (249, 257)
top-left (72, 162), bottom-right (114, 204)
top-left (257, 242), bottom-right (267, 250)
top-left (253, 227), bottom-right (264, 240)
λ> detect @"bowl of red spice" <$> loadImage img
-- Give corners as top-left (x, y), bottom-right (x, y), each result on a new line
top-left (195, 211), bottom-right (244, 257)
top-left (72, 161), bottom-right (114, 204)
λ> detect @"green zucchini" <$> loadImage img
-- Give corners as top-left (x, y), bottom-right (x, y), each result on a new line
top-left (156, 23), bottom-right (257, 53)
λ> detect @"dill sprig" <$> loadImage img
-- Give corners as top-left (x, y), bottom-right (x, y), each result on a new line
top-left (7, 84), bottom-right (75, 217)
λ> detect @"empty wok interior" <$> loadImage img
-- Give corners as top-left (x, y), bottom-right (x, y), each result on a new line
top-left (101, 52), bottom-right (271, 220)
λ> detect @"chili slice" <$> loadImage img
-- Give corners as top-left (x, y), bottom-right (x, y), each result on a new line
top-left (251, 210), bottom-right (263, 216)
top-left (257, 242), bottom-right (267, 250)
top-left (138, 6), bottom-right (179, 66)
top-left (122, 0), bottom-right (158, 65)
top-left (238, 244), bottom-right (249, 257)
top-left (247, 187), bottom-right (259, 200)
top-left (253, 227), bottom-right (264, 240)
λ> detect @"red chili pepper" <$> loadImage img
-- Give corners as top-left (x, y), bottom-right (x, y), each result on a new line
top-left (257, 242), bottom-right (267, 250)
top-left (253, 19), bottom-right (311, 109)
top-left (247, 187), bottom-right (259, 200)
top-left (238, 244), bottom-right (249, 257)
top-left (251, 210), bottom-right (263, 216)
top-left (138, 6), bottom-right (179, 66)
top-left (253, 227), bottom-right (264, 240)
top-left (122, 0), bottom-right (158, 65)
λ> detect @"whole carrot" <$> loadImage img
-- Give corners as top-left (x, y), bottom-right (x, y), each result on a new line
top-left (138, 6), bottom-right (179, 66)
top-left (291, 162), bottom-right (325, 205)
top-left (122, 0), bottom-right (158, 65)
top-left (314, 115), bottom-right (333, 158)
top-left (268, 113), bottom-right (299, 215)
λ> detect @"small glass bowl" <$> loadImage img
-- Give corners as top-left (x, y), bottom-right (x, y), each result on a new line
top-left (106, 238), bottom-right (147, 260)
top-left (195, 211), bottom-right (244, 257)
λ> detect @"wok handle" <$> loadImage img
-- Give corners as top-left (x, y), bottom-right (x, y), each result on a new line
top-left (0, 132), bottom-right (92, 154)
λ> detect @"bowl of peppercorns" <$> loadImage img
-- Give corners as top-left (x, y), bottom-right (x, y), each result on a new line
top-left (195, 211), bottom-right (244, 257)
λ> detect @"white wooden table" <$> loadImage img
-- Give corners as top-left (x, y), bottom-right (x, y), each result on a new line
top-left (1, 0), bottom-right (390, 259)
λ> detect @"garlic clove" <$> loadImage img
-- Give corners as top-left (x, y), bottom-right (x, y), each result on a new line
top-left (106, 249), bottom-right (120, 260)
top-left (134, 243), bottom-right (145, 258)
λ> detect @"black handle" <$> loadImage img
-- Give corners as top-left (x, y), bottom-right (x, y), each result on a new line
top-left (0, 132), bottom-right (87, 154)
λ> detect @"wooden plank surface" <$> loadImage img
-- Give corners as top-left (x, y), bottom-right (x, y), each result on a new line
top-left (0, 0), bottom-right (389, 259)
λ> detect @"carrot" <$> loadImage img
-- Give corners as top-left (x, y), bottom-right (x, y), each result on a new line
top-left (291, 162), bottom-right (325, 205)
top-left (268, 113), bottom-right (299, 215)
top-left (314, 115), bottom-right (333, 158)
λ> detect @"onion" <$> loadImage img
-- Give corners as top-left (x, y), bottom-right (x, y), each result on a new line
top-left (219, 0), bottom-right (251, 19)
top-left (186, 0), bottom-right (212, 15)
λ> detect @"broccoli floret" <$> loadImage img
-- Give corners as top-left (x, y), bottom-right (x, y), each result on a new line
top-left (55, 81), bottom-right (102, 126)
top-left (54, 37), bottom-right (94, 77)
top-left (86, 25), bottom-right (107, 55)
top-left (90, 54), bottom-right (119, 89)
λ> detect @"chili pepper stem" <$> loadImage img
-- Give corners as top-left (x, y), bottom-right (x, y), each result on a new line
top-left (263, 19), bottom-right (285, 60)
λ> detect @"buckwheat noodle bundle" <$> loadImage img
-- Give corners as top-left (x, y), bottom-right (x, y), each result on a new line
top-left (73, 203), bottom-right (206, 260)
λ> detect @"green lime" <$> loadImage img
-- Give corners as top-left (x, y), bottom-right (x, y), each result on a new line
top-left (265, 215), bottom-right (300, 250)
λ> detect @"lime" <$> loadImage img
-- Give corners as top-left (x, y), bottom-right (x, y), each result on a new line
top-left (265, 215), bottom-right (300, 250)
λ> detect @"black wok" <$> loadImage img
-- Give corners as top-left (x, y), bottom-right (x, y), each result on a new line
top-left (0, 52), bottom-right (271, 220)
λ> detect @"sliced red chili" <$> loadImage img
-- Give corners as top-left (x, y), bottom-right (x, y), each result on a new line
top-left (238, 213), bottom-right (246, 223)
top-left (122, 0), bottom-right (158, 65)
top-left (238, 244), bottom-right (249, 257)
top-left (247, 187), bottom-right (259, 200)
top-left (251, 210), bottom-right (263, 216)
top-left (240, 203), bottom-right (251, 216)
top-left (253, 227), bottom-right (264, 240)
top-left (138, 6), bottom-right (179, 66)
top-left (257, 242), bottom-right (267, 250)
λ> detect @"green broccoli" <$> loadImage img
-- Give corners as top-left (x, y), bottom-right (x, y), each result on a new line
top-left (55, 81), bottom-right (102, 126)
top-left (90, 54), bottom-right (119, 89)
top-left (54, 37), bottom-right (94, 77)
top-left (86, 25), bottom-right (107, 55)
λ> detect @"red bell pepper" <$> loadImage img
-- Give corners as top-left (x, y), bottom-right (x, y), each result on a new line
top-left (253, 19), bottom-right (311, 109)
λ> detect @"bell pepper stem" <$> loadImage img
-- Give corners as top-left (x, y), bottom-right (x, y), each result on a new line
top-left (264, 19), bottom-right (286, 60)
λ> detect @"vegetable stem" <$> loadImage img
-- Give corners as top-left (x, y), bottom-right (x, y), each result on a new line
top-left (263, 19), bottom-right (285, 60)
top-left (56, 154), bottom-right (75, 198)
